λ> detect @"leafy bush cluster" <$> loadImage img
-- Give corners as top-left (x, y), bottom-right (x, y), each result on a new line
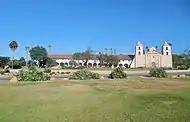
top-left (0, 69), bottom-right (10, 75)
top-left (109, 67), bottom-right (127, 79)
top-left (69, 70), bottom-right (100, 80)
top-left (149, 68), bottom-right (167, 78)
top-left (15, 68), bottom-right (50, 82)
top-left (177, 65), bottom-right (188, 70)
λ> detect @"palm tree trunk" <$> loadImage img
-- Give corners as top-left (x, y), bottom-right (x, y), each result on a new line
top-left (26, 50), bottom-right (28, 67)
top-left (12, 51), bottom-right (14, 69)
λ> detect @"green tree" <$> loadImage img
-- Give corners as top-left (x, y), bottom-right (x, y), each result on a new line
top-left (184, 48), bottom-right (190, 59)
top-left (72, 52), bottom-right (83, 60)
top-left (106, 55), bottom-right (119, 67)
top-left (82, 48), bottom-right (94, 67)
top-left (19, 57), bottom-right (26, 66)
top-left (69, 60), bottom-right (77, 67)
top-left (9, 41), bottom-right (18, 69)
top-left (145, 46), bottom-right (149, 51)
top-left (96, 52), bottom-right (107, 67)
top-left (27, 60), bottom-right (37, 67)
top-left (184, 48), bottom-right (190, 68)
top-left (29, 46), bottom-right (48, 68)
top-left (7, 59), bottom-right (22, 69)
top-left (0, 56), bottom-right (10, 68)
top-left (172, 54), bottom-right (183, 68)
top-left (46, 58), bottom-right (57, 67)
top-left (72, 52), bottom-right (83, 65)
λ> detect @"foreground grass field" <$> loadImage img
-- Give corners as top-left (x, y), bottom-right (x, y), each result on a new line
top-left (0, 78), bottom-right (190, 122)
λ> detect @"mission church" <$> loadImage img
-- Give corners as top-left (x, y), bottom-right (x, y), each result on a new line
top-left (48, 41), bottom-right (173, 68)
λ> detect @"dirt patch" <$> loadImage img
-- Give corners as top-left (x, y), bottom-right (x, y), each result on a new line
top-left (159, 96), bottom-right (185, 105)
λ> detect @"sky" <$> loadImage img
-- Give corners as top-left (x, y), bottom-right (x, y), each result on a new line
top-left (0, 0), bottom-right (190, 58)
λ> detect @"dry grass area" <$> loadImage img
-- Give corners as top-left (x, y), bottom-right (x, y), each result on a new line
top-left (0, 78), bottom-right (190, 122)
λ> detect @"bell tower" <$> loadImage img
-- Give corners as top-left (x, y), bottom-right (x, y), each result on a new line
top-left (161, 41), bottom-right (173, 68)
top-left (134, 41), bottom-right (145, 68)
top-left (135, 42), bottom-right (144, 55)
top-left (162, 42), bottom-right (172, 55)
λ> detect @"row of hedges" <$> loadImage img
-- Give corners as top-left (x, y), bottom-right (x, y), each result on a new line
top-left (13, 67), bottom-right (168, 82)
top-left (69, 67), bottom-right (127, 80)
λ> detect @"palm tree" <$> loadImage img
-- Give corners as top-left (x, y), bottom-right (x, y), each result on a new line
top-left (25, 46), bottom-right (30, 67)
top-left (114, 49), bottom-right (116, 54)
top-left (145, 46), bottom-right (149, 51)
top-left (48, 45), bottom-right (52, 53)
top-left (110, 48), bottom-right (113, 55)
top-left (9, 41), bottom-right (18, 69)
top-left (105, 48), bottom-right (107, 55)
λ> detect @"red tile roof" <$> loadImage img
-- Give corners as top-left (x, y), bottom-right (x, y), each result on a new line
top-left (48, 54), bottom-right (132, 60)
top-left (114, 54), bottom-right (131, 60)
top-left (48, 54), bottom-right (72, 59)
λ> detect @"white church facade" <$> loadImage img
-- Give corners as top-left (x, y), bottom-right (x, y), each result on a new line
top-left (130, 42), bottom-right (173, 68)
top-left (48, 42), bottom-right (173, 68)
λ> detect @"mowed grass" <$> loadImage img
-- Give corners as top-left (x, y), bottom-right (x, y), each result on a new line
top-left (0, 78), bottom-right (190, 122)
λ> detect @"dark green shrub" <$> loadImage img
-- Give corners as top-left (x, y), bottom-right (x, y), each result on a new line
top-left (109, 67), bottom-right (127, 79)
top-left (177, 65), bottom-right (188, 70)
top-left (15, 69), bottom-right (50, 82)
top-left (4, 68), bottom-right (10, 73)
top-left (44, 68), bottom-right (51, 73)
top-left (0, 69), bottom-right (10, 75)
top-left (7, 60), bottom-right (22, 69)
top-left (69, 70), bottom-right (100, 80)
top-left (149, 68), bottom-right (167, 78)
top-left (0, 70), bottom-right (4, 75)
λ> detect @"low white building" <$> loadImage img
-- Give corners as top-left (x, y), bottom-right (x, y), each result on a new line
top-left (48, 54), bottom-right (132, 68)
top-left (48, 41), bottom-right (173, 68)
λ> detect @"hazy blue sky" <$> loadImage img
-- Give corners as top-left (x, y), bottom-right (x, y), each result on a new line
top-left (0, 0), bottom-right (190, 58)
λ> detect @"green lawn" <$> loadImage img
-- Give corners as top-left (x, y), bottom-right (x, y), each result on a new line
top-left (0, 78), bottom-right (190, 122)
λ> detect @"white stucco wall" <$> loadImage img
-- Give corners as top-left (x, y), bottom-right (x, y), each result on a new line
top-left (54, 58), bottom-right (132, 68)
top-left (135, 55), bottom-right (146, 67)
top-left (161, 55), bottom-right (173, 68)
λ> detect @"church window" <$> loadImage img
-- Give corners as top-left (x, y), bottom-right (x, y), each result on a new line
top-left (166, 47), bottom-right (168, 50)
top-left (138, 51), bottom-right (141, 55)
top-left (138, 47), bottom-right (140, 50)
top-left (166, 52), bottom-right (169, 55)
